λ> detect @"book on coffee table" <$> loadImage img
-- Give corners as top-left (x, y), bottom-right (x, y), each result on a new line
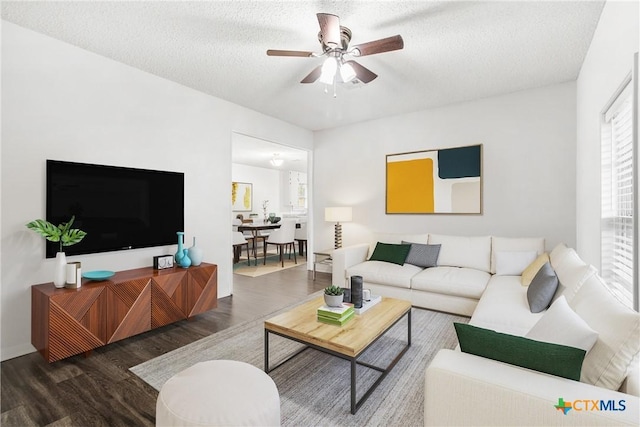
top-left (317, 303), bottom-right (354, 319)
top-left (317, 310), bottom-right (355, 326)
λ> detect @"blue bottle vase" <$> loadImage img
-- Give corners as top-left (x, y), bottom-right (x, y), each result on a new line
top-left (175, 231), bottom-right (185, 263)
top-left (178, 249), bottom-right (191, 268)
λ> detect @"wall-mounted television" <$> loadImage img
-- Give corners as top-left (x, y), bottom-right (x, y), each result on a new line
top-left (46, 160), bottom-right (184, 258)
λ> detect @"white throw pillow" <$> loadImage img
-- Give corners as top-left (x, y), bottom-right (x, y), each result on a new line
top-left (526, 295), bottom-right (598, 352)
top-left (549, 243), bottom-right (570, 269)
top-left (490, 237), bottom-right (545, 274)
top-left (569, 273), bottom-right (640, 391)
top-left (551, 247), bottom-right (597, 303)
top-left (495, 251), bottom-right (538, 276)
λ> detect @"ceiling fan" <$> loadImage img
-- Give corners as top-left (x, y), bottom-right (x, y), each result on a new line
top-left (267, 13), bottom-right (404, 87)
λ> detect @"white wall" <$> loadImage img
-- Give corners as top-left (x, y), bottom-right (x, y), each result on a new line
top-left (0, 21), bottom-right (312, 361)
top-left (231, 163), bottom-right (281, 219)
top-left (576, 0), bottom-right (639, 267)
top-left (313, 82), bottom-right (577, 252)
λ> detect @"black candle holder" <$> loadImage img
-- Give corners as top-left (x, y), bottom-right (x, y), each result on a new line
top-left (341, 287), bottom-right (351, 303)
top-left (350, 275), bottom-right (363, 309)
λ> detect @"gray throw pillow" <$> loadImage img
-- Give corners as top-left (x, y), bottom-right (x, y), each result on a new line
top-left (401, 241), bottom-right (441, 268)
top-left (527, 262), bottom-right (559, 313)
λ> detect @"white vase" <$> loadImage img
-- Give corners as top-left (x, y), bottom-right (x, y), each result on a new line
top-left (188, 237), bottom-right (203, 266)
top-left (54, 252), bottom-right (67, 288)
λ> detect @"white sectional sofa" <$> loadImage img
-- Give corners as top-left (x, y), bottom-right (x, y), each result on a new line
top-left (425, 243), bottom-right (639, 426)
top-left (331, 232), bottom-right (545, 316)
top-left (332, 234), bottom-right (639, 425)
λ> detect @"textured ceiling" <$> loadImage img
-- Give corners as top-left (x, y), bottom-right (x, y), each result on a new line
top-left (2, 1), bottom-right (604, 132)
top-left (232, 133), bottom-right (308, 172)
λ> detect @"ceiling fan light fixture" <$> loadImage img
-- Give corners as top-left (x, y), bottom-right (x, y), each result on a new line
top-left (319, 57), bottom-right (337, 84)
top-left (339, 61), bottom-right (356, 82)
top-left (267, 13), bottom-right (403, 88)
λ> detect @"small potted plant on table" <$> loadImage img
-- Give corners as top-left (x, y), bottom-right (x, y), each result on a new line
top-left (323, 285), bottom-right (345, 307)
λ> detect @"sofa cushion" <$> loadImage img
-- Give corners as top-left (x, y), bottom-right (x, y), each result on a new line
top-left (470, 276), bottom-right (544, 336)
top-left (402, 241), bottom-right (441, 268)
top-left (526, 262), bottom-right (559, 313)
top-left (454, 323), bottom-right (586, 381)
top-left (568, 273), bottom-right (640, 391)
top-left (369, 242), bottom-right (411, 265)
top-left (369, 232), bottom-right (429, 257)
top-left (411, 266), bottom-right (490, 299)
top-left (428, 234), bottom-right (492, 272)
top-left (550, 246), bottom-right (597, 303)
top-left (346, 261), bottom-right (423, 289)
top-left (494, 251), bottom-right (537, 276)
top-left (549, 243), bottom-right (571, 268)
top-left (521, 252), bottom-right (549, 286)
top-left (490, 237), bottom-right (545, 274)
top-left (525, 295), bottom-right (598, 353)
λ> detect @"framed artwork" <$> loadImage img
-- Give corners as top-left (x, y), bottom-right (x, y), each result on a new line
top-left (386, 144), bottom-right (482, 214)
top-left (232, 182), bottom-right (252, 211)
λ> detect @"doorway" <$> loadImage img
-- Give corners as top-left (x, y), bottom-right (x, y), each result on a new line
top-left (231, 132), bottom-right (312, 292)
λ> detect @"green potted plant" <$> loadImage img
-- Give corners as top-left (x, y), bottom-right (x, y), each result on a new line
top-left (324, 285), bottom-right (345, 307)
top-left (26, 215), bottom-right (87, 288)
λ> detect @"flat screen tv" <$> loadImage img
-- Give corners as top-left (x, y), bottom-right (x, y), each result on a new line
top-left (46, 160), bottom-right (184, 258)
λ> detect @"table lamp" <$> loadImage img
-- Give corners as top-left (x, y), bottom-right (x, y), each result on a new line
top-left (325, 207), bottom-right (352, 249)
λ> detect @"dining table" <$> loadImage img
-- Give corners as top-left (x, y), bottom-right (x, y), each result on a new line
top-left (237, 223), bottom-right (281, 263)
top-left (237, 222), bottom-right (299, 263)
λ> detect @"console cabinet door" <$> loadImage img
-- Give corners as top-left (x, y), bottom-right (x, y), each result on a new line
top-left (48, 286), bottom-right (107, 362)
top-left (106, 278), bottom-right (152, 343)
top-left (151, 270), bottom-right (189, 328)
top-left (187, 264), bottom-right (218, 317)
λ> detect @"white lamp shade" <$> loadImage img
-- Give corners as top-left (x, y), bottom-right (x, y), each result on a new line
top-left (319, 57), bottom-right (337, 84)
top-left (325, 207), bottom-right (352, 222)
top-left (340, 62), bottom-right (356, 82)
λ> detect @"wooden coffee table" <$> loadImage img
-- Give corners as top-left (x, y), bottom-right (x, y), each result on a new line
top-left (264, 296), bottom-right (411, 414)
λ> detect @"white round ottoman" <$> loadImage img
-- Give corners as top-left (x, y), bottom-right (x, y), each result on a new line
top-left (156, 360), bottom-right (280, 426)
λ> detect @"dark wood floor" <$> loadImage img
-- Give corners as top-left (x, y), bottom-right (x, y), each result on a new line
top-left (1, 263), bottom-right (329, 426)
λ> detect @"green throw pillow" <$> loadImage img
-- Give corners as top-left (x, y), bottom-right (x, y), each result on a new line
top-left (454, 323), bottom-right (585, 381)
top-left (369, 242), bottom-right (412, 265)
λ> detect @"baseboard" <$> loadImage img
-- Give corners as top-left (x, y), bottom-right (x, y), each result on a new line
top-left (1, 342), bottom-right (37, 362)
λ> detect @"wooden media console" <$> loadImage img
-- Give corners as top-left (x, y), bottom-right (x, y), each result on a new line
top-left (31, 263), bottom-right (217, 362)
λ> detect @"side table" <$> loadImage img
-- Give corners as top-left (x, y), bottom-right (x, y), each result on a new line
top-left (313, 249), bottom-right (334, 280)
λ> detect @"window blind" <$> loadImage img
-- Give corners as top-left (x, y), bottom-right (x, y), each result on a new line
top-left (601, 82), bottom-right (634, 308)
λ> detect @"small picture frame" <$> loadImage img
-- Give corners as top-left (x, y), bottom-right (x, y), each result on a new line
top-left (153, 255), bottom-right (174, 270)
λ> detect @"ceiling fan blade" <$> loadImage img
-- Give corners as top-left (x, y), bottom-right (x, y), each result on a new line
top-left (300, 65), bottom-right (322, 84)
top-left (351, 35), bottom-right (404, 57)
top-left (345, 60), bottom-right (377, 84)
top-left (317, 13), bottom-right (341, 47)
top-left (267, 49), bottom-right (315, 57)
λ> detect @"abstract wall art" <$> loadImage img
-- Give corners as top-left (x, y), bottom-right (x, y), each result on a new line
top-left (231, 182), bottom-right (252, 212)
top-left (386, 144), bottom-right (482, 214)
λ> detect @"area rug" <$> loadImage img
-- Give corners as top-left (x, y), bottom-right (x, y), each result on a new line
top-left (131, 300), bottom-right (468, 426)
top-left (233, 252), bottom-right (305, 277)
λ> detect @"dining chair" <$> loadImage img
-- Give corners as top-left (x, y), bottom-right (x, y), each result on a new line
top-left (264, 219), bottom-right (297, 267)
top-left (232, 231), bottom-right (251, 266)
top-left (294, 222), bottom-right (308, 257)
top-left (233, 218), bottom-right (255, 262)
top-left (241, 219), bottom-right (269, 261)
